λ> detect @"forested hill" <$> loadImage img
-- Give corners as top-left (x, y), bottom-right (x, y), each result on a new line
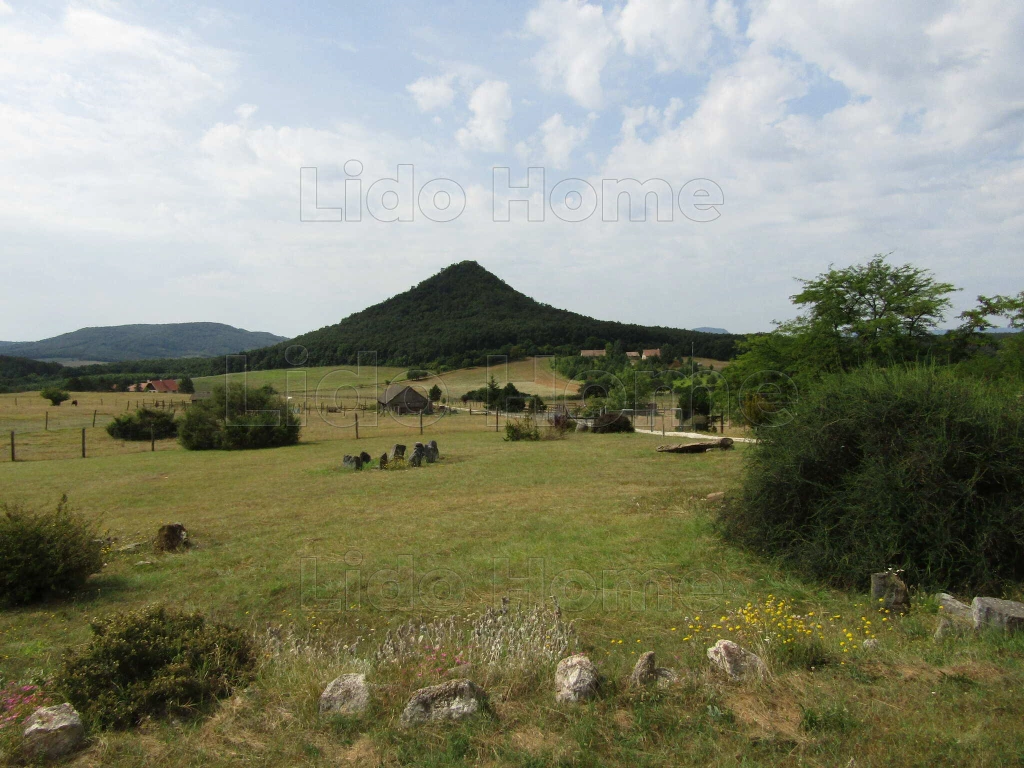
top-left (0, 323), bottom-right (288, 363)
top-left (244, 261), bottom-right (740, 369)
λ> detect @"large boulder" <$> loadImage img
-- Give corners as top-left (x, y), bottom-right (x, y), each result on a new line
top-left (342, 454), bottom-right (363, 471)
top-left (22, 703), bottom-right (85, 761)
top-left (971, 597), bottom-right (1024, 633)
top-left (707, 639), bottom-right (766, 681)
top-left (555, 654), bottom-right (601, 703)
top-left (575, 421), bottom-right (589, 433)
top-left (155, 523), bottom-right (189, 552)
top-left (870, 571), bottom-right (910, 614)
top-left (408, 444), bottom-right (425, 467)
top-left (358, 451), bottom-right (372, 464)
top-left (387, 444), bottom-right (406, 463)
top-left (319, 673), bottom-right (370, 716)
top-left (399, 679), bottom-right (489, 726)
top-left (935, 592), bottom-right (973, 623)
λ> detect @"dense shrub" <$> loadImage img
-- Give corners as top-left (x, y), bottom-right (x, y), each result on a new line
top-left (57, 605), bottom-right (256, 729)
top-left (105, 407), bottom-right (178, 441)
top-left (40, 387), bottom-right (70, 406)
top-left (504, 417), bottom-right (540, 441)
top-left (719, 365), bottom-right (1024, 592)
top-left (177, 383), bottom-right (300, 450)
top-left (590, 413), bottom-right (635, 433)
top-left (0, 495), bottom-right (103, 606)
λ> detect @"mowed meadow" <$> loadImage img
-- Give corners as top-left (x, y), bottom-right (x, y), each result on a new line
top-left (2, 398), bottom-right (1024, 765)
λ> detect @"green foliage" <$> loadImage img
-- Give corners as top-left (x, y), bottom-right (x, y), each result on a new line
top-left (57, 605), bottom-right (256, 729)
top-left (590, 413), bottom-right (635, 433)
top-left (106, 408), bottom-right (178, 441)
top-left (720, 365), bottom-right (1024, 592)
top-left (177, 383), bottom-right (301, 451)
top-left (177, 376), bottom-right (195, 394)
top-left (238, 261), bottom-right (738, 370)
top-left (406, 369), bottom-right (428, 380)
top-left (40, 387), bottom-right (70, 406)
top-left (0, 494), bottom-right (102, 607)
top-left (504, 417), bottom-right (540, 441)
top-left (428, 384), bottom-right (442, 402)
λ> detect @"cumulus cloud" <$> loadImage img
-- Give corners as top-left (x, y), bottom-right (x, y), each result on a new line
top-left (406, 73), bottom-right (456, 112)
top-left (616, 0), bottom-right (714, 73)
top-left (456, 80), bottom-right (512, 151)
top-left (526, 0), bottom-right (616, 110)
top-left (516, 113), bottom-right (591, 168)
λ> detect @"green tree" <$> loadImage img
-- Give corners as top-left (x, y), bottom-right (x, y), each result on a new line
top-left (428, 384), bottom-right (442, 402)
top-left (177, 376), bottom-right (195, 394)
top-left (40, 387), bottom-right (70, 406)
top-left (178, 383), bottom-right (300, 451)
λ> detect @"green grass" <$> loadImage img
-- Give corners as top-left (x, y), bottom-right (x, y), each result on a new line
top-left (0, 426), bottom-right (1023, 766)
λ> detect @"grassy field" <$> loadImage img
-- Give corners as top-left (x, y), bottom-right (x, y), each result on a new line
top-left (1, 418), bottom-right (1023, 767)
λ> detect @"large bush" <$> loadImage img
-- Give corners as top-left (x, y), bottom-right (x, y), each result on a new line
top-left (0, 495), bottom-right (103, 606)
top-left (40, 387), bottom-right (70, 406)
top-left (590, 412), bottom-right (635, 433)
top-left (105, 407), bottom-right (178, 441)
top-left (719, 365), bottom-right (1024, 592)
top-left (178, 383), bottom-right (300, 450)
top-left (58, 605), bottom-right (256, 729)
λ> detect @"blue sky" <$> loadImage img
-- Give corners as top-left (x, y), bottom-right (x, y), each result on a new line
top-left (1, 0), bottom-right (1022, 341)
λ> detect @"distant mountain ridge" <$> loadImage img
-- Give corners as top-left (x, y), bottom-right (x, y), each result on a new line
top-left (243, 261), bottom-right (741, 369)
top-left (0, 323), bottom-right (288, 363)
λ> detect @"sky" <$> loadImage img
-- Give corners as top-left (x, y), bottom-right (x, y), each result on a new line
top-left (1, 0), bottom-right (1022, 341)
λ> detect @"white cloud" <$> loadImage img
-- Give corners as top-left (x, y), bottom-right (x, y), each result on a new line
top-left (406, 73), bottom-right (456, 112)
top-left (456, 80), bottom-right (512, 151)
top-left (526, 0), bottom-right (616, 110)
top-left (517, 113), bottom-right (590, 168)
top-left (616, 0), bottom-right (714, 73)
top-left (0, 1), bottom-right (13, 15)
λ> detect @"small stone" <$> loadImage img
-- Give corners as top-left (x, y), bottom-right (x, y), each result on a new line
top-left (971, 597), bottom-right (1024, 633)
top-left (387, 444), bottom-right (406, 463)
top-left (342, 454), bottom-right (363, 470)
top-left (155, 523), bottom-right (189, 552)
top-left (134, 560), bottom-right (153, 566)
top-left (934, 617), bottom-right (958, 642)
top-left (358, 451), bottom-right (371, 464)
top-left (861, 639), bottom-right (879, 650)
top-left (399, 679), bottom-right (489, 726)
top-left (424, 440), bottom-right (439, 463)
top-left (628, 651), bottom-right (656, 687)
top-left (22, 703), bottom-right (84, 760)
top-left (653, 668), bottom-right (679, 688)
top-left (870, 571), bottom-right (910, 614)
top-left (555, 654), bottom-right (601, 702)
top-left (706, 492), bottom-right (725, 502)
top-left (319, 673), bottom-right (370, 716)
top-left (408, 444), bottom-right (425, 467)
top-left (575, 421), bottom-right (590, 433)
top-left (378, 452), bottom-right (388, 469)
top-left (707, 639), bottom-right (766, 681)
top-left (117, 542), bottom-right (142, 554)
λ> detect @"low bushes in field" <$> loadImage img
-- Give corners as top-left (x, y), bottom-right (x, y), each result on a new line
top-left (57, 605), bottom-right (256, 729)
top-left (590, 413), bottom-right (634, 433)
top-left (719, 365), bottom-right (1024, 591)
top-left (105, 407), bottom-right (178, 441)
top-left (0, 494), bottom-right (103, 607)
top-left (177, 383), bottom-right (300, 450)
top-left (504, 417), bottom-right (540, 441)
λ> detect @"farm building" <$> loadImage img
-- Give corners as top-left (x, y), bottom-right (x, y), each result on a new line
top-left (130, 379), bottom-right (179, 393)
top-left (377, 384), bottom-right (432, 414)
top-left (642, 348), bottom-right (662, 360)
top-left (626, 351), bottom-right (640, 360)
top-left (580, 349), bottom-right (606, 357)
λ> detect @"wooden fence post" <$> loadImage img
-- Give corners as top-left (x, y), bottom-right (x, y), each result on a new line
top-left (150, 427), bottom-right (155, 452)
top-left (495, 409), bottom-right (499, 433)
top-left (92, 410), bottom-right (98, 428)
top-left (419, 411), bottom-right (423, 435)
top-left (354, 413), bottom-right (359, 440)
top-left (81, 428), bottom-right (86, 459)
top-left (45, 411), bottom-right (48, 431)
top-left (9, 431), bottom-right (13, 462)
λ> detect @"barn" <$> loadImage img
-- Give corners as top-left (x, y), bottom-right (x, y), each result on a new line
top-left (377, 384), bottom-right (432, 414)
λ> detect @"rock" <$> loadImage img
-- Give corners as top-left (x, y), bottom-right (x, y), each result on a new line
top-left (359, 451), bottom-right (372, 464)
top-left (319, 673), bottom-right (370, 716)
top-left (134, 560), bottom-right (153, 567)
top-left (934, 617), bottom-right (959, 642)
top-left (155, 523), bottom-right (189, 552)
top-left (22, 703), bottom-right (85, 761)
top-left (378, 452), bottom-right (388, 469)
top-left (707, 639), bottom-right (766, 681)
top-left (936, 593), bottom-right (973, 623)
top-left (408, 444), bottom-right (425, 467)
top-left (117, 542), bottom-right (143, 553)
top-left (861, 639), bottom-right (880, 650)
top-left (870, 571), bottom-right (910, 615)
top-left (629, 651), bottom-right (656, 687)
top-left (575, 421), bottom-right (589, 433)
top-left (342, 454), bottom-right (363, 470)
top-left (971, 597), bottom-right (1024, 633)
top-left (387, 444), bottom-right (406, 463)
top-left (653, 668), bottom-right (679, 688)
top-left (555, 654), bottom-right (601, 702)
top-left (399, 679), bottom-right (489, 726)
top-left (706, 492), bottom-right (725, 502)
top-left (424, 440), bottom-right (439, 463)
